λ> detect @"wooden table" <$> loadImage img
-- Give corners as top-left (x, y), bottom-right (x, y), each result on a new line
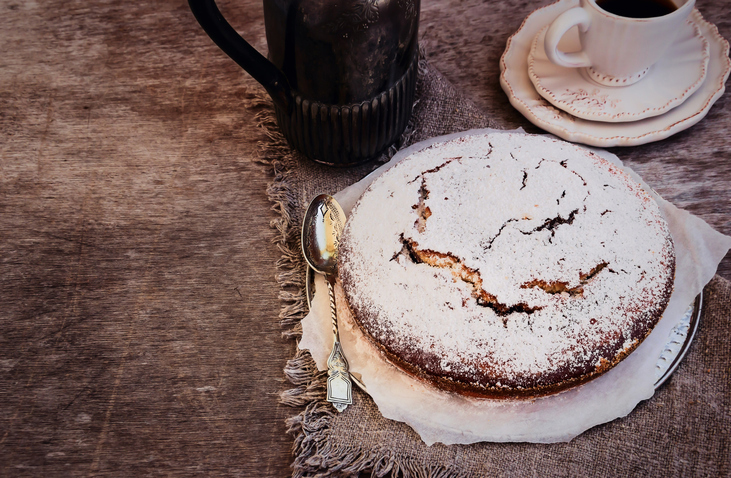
top-left (1, 0), bottom-right (728, 475)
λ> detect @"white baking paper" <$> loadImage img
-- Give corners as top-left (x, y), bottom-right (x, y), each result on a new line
top-left (299, 129), bottom-right (731, 445)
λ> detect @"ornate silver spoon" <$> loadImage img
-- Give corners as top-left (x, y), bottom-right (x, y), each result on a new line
top-left (302, 194), bottom-right (352, 412)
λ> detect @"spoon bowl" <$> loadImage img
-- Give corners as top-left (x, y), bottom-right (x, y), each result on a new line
top-left (302, 194), bottom-right (346, 277)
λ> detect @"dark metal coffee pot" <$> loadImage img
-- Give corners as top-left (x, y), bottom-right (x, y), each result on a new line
top-left (189, 0), bottom-right (420, 166)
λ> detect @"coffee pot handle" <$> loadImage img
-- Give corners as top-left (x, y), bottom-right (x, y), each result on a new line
top-left (188, 0), bottom-right (292, 112)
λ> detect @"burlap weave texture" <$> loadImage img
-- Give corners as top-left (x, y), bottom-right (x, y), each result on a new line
top-left (262, 58), bottom-right (731, 478)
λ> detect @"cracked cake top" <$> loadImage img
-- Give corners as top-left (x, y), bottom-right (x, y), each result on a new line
top-left (339, 132), bottom-right (675, 398)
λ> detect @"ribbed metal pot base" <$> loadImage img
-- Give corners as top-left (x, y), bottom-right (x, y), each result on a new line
top-left (274, 55), bottom-right (418, 167)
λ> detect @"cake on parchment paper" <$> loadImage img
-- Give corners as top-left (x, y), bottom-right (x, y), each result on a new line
top-left (339, 133), bottom-right (675, 398)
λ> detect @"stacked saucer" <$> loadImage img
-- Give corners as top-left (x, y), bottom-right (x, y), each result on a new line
top-left (500, 0), bottom-right (731, 147)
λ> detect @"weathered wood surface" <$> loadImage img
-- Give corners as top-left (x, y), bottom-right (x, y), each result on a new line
top-left (0, 0), bottom-right (728, 476)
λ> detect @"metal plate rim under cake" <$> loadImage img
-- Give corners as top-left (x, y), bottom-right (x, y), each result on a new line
top-left (653, 292), bottom-right (702, 389)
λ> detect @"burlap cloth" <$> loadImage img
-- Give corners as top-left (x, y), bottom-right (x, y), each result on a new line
top-left (256, 56), bottom-right (731, 477)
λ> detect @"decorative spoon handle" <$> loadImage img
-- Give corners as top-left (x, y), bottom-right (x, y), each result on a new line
top-left (325, 277), bottom-right (352, 412)
top-left (301, 194), bottom-right (353, 412)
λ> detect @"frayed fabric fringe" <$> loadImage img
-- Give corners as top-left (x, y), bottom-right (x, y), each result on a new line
top-left (286, 433), bottom-right (463, 478)
top-left (252, 91), bottom-right (342, 477)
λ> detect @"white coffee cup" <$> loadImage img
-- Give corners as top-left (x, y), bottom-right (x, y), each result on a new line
top-left (544, 0), bottom-right (695, 86)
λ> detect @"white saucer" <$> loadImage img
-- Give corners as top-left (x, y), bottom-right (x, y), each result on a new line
top-left (528, 20), bottom-right (710, 122)
top-left (500, 0), bottom-right (731, 147)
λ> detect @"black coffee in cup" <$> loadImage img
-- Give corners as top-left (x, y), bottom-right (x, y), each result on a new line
top-left (596, 0), bottom-right (677, 18)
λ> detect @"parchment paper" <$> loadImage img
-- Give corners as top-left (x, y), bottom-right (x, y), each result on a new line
top-left (299, 129), bottom-right (731, 445)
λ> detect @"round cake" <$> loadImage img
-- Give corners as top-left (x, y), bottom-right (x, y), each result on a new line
top-left (339, 132), bottom-right (675, 398)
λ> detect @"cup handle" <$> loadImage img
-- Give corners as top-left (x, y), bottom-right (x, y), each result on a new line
top-left (544, 7), bottom-right (592, 69)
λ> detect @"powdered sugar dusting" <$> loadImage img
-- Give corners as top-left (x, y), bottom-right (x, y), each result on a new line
top-left (339, 133), bottom-right (674, 393)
